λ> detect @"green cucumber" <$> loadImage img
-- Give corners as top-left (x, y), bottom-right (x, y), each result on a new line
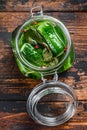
top-left (20, 43), bottom-right (43, 66)
top-left (35, 21), bottom-right (66, 57)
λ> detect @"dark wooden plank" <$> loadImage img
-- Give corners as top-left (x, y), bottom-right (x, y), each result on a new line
top-left (0, 0), bottom-right (87, 12)
top-left (0, 101), bottom-right (87, 130)
top-left (0, 12), bottom-right (87, 100)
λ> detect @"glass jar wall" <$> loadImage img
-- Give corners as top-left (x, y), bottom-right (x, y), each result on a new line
top-left (11, 15), bottom-right (75, 79)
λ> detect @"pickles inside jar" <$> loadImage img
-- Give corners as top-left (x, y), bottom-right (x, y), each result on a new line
top-left (19, 20), bottom-right (67, 68)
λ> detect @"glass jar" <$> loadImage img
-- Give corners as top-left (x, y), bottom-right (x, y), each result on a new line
top-left (11, 6), bottom-right (75, 79)
top-left (11, 6), bottom-right (77, 126)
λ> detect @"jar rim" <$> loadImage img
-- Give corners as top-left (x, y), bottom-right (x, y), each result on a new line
top-left (15, 15), bottom-right (72, 73)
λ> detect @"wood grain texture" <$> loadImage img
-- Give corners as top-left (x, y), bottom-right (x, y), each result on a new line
top-left (0, 0), bottom-right (87, 12)
top-left (0, 1), bottom-right (87, 129)
top-left (0, 12), bottom-right (87, 100)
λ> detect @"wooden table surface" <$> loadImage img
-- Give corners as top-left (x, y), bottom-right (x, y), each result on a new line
top-left (0, 0), bottom-right (87, 130)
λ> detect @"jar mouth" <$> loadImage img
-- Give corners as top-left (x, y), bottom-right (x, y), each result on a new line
top-left (15, 15), bottom-right (71, 73)
top-left (26, 81), bottom-right (77, 126)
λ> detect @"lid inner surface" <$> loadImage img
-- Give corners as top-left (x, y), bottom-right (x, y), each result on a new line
top-left (36, 91), bottom-right (71, 117)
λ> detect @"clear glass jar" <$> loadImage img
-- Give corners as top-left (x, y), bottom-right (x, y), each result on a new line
top-left (11, 6), bottom-right (77, 126)
top-left (11, 6), bottom-right (75, 79)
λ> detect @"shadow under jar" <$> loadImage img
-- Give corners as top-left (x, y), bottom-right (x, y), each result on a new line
top-left (11, 6), bottom-right (78, 126)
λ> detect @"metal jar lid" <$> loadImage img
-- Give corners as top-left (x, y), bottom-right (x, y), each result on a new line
top-left (26, 72), bottom-right (77, 126)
